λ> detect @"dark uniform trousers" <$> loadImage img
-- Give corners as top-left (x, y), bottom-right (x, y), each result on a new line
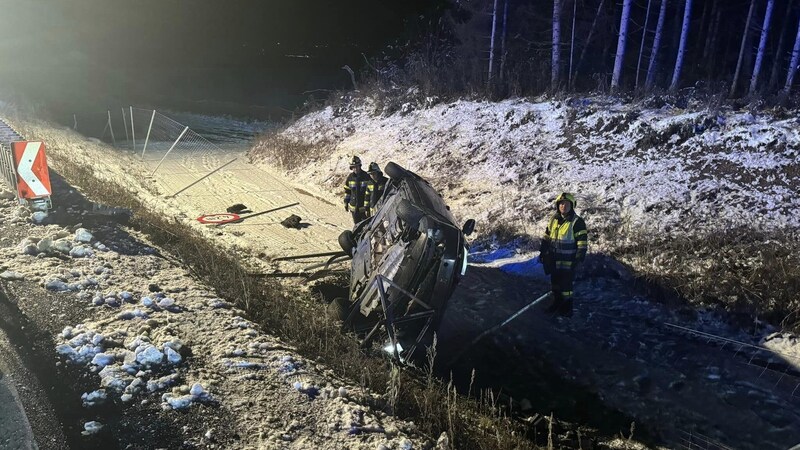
top-left (344, 171), bottom-right (371, 225)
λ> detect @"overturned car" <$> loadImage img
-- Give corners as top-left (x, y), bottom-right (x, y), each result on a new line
top-left (330, 162), bottom-right (475, 362)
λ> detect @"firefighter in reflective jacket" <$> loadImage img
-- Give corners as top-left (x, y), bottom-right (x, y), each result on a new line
top-left (539, 192), bottom-right (588, 317)
top-left (364, 162), bottom-right (388, 217)
top-left (343, 156), bottom-right (371, 224)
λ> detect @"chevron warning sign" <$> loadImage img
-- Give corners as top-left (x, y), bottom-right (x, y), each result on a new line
top-left (12, 141), bottom-right (52, 199)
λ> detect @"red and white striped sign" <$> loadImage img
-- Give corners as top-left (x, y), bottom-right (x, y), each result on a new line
top-left (197, 213), bottom-right (241, 224)
top-left (12, 141), bottom-right (52, 199)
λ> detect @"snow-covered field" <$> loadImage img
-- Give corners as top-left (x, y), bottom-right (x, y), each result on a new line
top-left (261, 96), bottom-right (799, 247)
top-left (251, 95), bottom-right (800, 325)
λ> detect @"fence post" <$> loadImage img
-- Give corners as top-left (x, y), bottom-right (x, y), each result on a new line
top-left (121, 107), bottom-right (129, 142)
top-left (169, 157), bottom-right (238, 197)
top-left (142, 109), bottom-right (155, 160)
top-left (130, 106), bottom-right (135, 152)
top-left (107, 110), bottom-right (116, 146)
top-left (151, 125), bottom-right (188, 176)
top-left (73, 114), bottom-right (77, 130)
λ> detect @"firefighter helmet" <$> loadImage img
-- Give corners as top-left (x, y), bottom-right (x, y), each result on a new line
top-left (349, 156), bottom-right (362, 168)
top-left (555, 192), bottom-right (576, 209)
top-left (367, 162), bottom-right (381, 174)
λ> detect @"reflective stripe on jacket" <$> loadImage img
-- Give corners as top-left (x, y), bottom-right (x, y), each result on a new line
top-left (543, 212), bottom-right (587, 270)
top-left (344, 172), bottom-right (371, 209)
top-left (364, 174), bottom-right (388, 214)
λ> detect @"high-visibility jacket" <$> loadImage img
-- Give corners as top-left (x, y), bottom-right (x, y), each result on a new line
top-left (542, 211), bottom-right (587, 271)
top-left (364, 174), bottom-right (388, 215)
top-left (344, 171), bottom-right (371, 210)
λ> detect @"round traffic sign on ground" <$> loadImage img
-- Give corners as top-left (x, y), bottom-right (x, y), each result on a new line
top-left (197, 213), bottom-right (241, 224)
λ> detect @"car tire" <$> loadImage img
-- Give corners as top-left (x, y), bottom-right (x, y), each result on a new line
top-left (384, 161), bottom-right (408, 180)
top-left (396, 199), bottom-right (423, 224)
top-left (338, 230), bottom-right (356, 256)
top-left (327, 297), bottom-right (349, 322)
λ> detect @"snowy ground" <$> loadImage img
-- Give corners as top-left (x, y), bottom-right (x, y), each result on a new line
top-left (247, 95), bottom-right (800, 449)
top-left (263, 95), bottom-right (799, 250)
top-left (0, 118), bottom-right (436, 449)
top-left (2, 96), bottom-right (800, 449)
top-left (438, 251), bottom-right (800, 449)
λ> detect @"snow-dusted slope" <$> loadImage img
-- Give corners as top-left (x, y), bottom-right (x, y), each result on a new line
top-left (261, 97), bottom-right (799, 251)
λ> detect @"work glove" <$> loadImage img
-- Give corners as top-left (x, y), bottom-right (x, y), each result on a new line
top-left (539, 239), bottom-right (550, 254)
top-left (344, 203), bottom-right (350, 212)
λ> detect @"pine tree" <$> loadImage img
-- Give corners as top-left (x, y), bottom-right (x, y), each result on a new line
top-left (784, 14), bottom-right (800, 94)
top-left (645, 0), bottom-right (667, 91)
top-left (635, 0), bottom-right (654, 89)
top-left (768, 0), bottom-right (795, 91)
top-left (572, 0), bottom-right (606, 87)
top-left (612, 0), bottom-right (633, 91)
top-left (488, 0), bottom-right (499, 85)
top-left (499, 0), bottom-right (509, 82)
top-left (749, 0), bottom-right (776, 95)
top-left (552, 0), bottom-right (563, 90)
top-left (569, 0), bottom-right (578, 85)
top-left (731, 0), bottom-right (757, 97)
top-left (669, 0), bottom-right (693, 92)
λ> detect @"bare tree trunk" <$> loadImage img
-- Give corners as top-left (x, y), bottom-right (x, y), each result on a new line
top-left (552, 0), bottom-right (563, 90)
top-left (612, 0), bottom-right (633, 91)
top-left (784, 15), bottom-right (800, 94)
top-left (670, 0), bottom-right (683, 54)
top-left (749, 0), bottom-right (776, 95)
top-left (705, 7), bottom-right (722, 79)
top-left (702, 2), bottom-right (720, 61)
top-left (731, 0), bottom-right (757, 97)
top-left (768, 0), bottom-right (795, 91)
top-left (645, 0), bottom-right (667, 91)
top-left (500, 0), bottom-right (509, 82)
top-left (635, 0), bottom-right (654, 89)
top-left (569, 0), bottom-right (578, 86)
top-left (669, 0), bottom-right (693, 92)
top-left (488, 0), bottom-right (499, 85)
top-left (572, 0), bottom-right (606, 86)
top-left (695, 0), bottom-right (711, 61)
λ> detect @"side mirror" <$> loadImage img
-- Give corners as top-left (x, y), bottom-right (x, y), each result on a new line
top-left (462, 219), bottom-right (476, 236)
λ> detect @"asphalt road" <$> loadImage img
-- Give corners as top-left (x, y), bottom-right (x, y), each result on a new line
top-left (0, 288), bottom-right (70, 450)
top-left (0, 337), bottom-right (37, 450)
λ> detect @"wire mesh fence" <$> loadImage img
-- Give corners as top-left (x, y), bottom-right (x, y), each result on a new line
top-left (67, 105), bottom-right (344, 256)
top-left (664, 323), bottom-right (800, 400)
top-left (675, 430), bottom-right (735, 450)
top-left (73, 107), bottom-right (244, 197)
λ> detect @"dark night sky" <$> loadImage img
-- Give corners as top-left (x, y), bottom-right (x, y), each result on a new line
top-left (0, 0), bottom-right (440, 118)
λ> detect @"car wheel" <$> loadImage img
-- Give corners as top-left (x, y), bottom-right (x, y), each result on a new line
top-left (326, 297), bottom-right (349, 322)
top-left (384, 161), bottom-right (408, 180)
top-left (396, 199), bottom-right (423, 225)
top-left (338, 230), bottom-right (356, 256)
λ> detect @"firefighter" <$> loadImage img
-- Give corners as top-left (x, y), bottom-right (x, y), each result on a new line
top-left (364, 162), bottom-right (388, 217)
top-left (343, 156), bottom-right (370, 224)
top-left (539, 192), bottom-right (587, 317)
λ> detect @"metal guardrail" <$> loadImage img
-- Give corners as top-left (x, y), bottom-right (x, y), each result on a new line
top-left (0, 118), bottom-right (23, 196)
top-left (0, 142), bottom-right (18, 194)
